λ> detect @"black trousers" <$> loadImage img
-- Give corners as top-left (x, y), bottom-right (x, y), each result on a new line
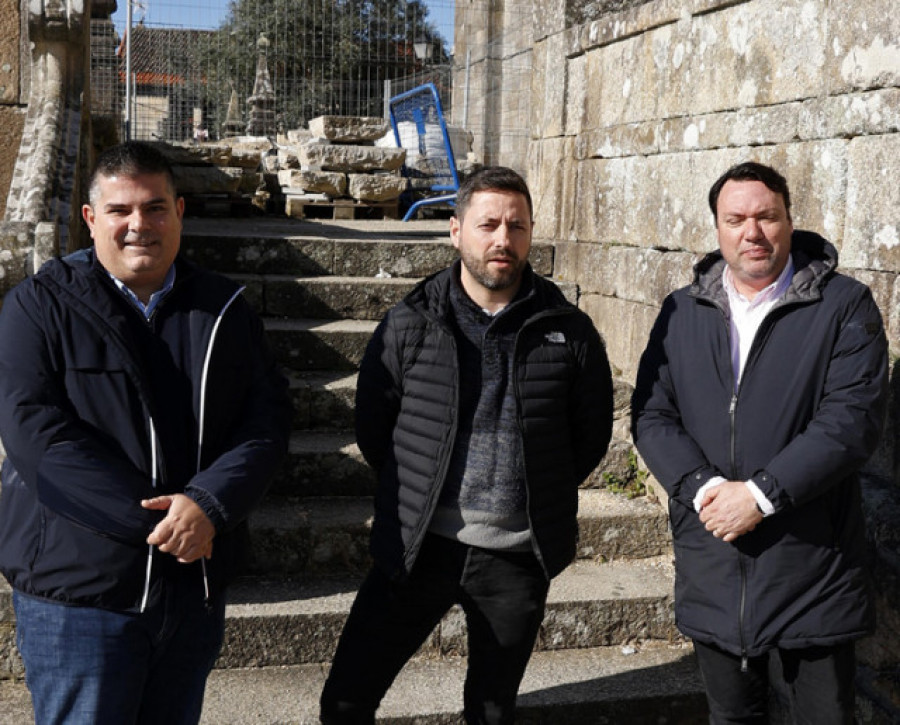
top-left (320, 533), bottom-right (549, 725)
top-left (694, 639), bottom-right (857, 725)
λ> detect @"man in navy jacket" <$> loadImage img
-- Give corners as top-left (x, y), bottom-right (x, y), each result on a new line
top-left (632, 161), bottom-right (888, 723)
top-left (0, 141), bottom-right (292, 724)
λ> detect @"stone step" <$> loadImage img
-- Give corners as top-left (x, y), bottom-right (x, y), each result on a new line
top-left (0, 642), bottom-right (707, 724)
top-left (288, 372), bottom-right (357, 431)
top-left (264, 318), bottom-right (377, 371)
top-left (246, 490), bottom-right (671, 576)
top-left (271, 432), bottom-right (373, 497)
top-left (218, 557), bottom-right (679, 669)
top-left (246, 274), bottom-right (419, 321)
top-left (206, 642), bottom-right (705, 724)
top-left (181, 217), bottom-right (555, 279)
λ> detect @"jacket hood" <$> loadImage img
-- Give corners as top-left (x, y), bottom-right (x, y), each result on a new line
top-left (404, 260), bottom-right (572, 322)
top-left (690, 230), bottom-right (837, 307)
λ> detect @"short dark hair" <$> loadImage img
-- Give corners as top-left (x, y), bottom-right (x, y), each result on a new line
top-left (454, 166), bottom-right (533, 221)
top-left (708, 161), bottom-right (791, 222)
top-left (88, 141), bottom-right (178, 205)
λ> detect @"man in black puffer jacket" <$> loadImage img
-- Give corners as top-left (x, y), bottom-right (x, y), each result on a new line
top-left (0, 142), bottom-right (292, 725)
top-left (320, 167), bottom-right (614, 724)
top-left (632, 161), bottom-right (888, 724)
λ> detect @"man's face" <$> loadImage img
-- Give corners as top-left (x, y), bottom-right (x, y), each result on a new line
top-left (715, 179), bottom-right (793, 297)
top-left (82, 172), bottom-right (184, 301)
top-left (450, 190), bottom-right (532, 302)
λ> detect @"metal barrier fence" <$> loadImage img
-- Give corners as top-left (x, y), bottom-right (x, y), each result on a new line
top-left (91, 0), bottom-right (455, 142)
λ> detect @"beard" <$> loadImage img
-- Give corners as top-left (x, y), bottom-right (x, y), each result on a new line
top-left (459, 247), bottom-right (526, 291)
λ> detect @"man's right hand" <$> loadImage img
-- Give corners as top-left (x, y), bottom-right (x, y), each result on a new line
top-left (698, 480), bottom-right (763, 543)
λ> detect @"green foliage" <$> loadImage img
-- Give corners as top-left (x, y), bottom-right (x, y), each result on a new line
top-left (601, 449), bottom-right (648, 499)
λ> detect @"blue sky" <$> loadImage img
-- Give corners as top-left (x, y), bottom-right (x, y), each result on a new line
top-left (111, 0), bottom-right (455, 49)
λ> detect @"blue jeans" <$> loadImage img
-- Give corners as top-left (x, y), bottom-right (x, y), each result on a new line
top-left (14, 573), bottom-right (225, 725)
top-left (320, 533), bottom-right (550, 725)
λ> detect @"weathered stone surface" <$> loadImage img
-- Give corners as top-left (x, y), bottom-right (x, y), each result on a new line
top-left (799, 89), bottom-right (900, 141)
top-left (347, 174), bottom-right (407, 202)
top-left (278, 169), bottom-right (346, 196)
top-left (307, 116), bottom-right (389, 143)
top-left (0, 222), bottom-right (32, 300)
top-left (572, 155), bottom-right (713, 252)
top-left (300, 142), bottom-right (406, 173)
top-left (156, 142), bottom-right (232, 166)
top-left (281, 128), bottom-right (313, 145)
top-left (229, 148), bottom-right (264, 170)
top-left (842, 135), bottom-right (900, 271)
top-left (558, 243), bottom-right (693, 306)
top-left (529, 136), bottom-right (573, 242)
top-left (826, 0), bottom-right (900, 93)
top-left (532, 33), bottom-right (568, 139)
top-left (581, 294), bottom-right (659, 381)
top-left (173, 165), bottom-right (243, 194)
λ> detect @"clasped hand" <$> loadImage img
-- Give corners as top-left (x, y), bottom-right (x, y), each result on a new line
top-left (141, 493), bottom-right (215, 563)
top-left (698, 481), bottom-right (763, 543)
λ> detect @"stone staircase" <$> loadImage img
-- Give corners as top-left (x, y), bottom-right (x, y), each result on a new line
top-left (0, 215), bottom-right (707, 724)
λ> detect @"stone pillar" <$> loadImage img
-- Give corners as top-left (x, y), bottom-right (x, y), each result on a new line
top-left (4, 0), bottom-right (94, 256)
top-left (246, 34), bottom-right (275, 138)
top-left (221, 84), bottom-right (243, 138)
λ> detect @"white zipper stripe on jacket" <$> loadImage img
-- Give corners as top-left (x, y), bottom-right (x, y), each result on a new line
top-left (195, 286), bottom-right (246, 603)
top-left (140, 416), bottom-right (159, 613)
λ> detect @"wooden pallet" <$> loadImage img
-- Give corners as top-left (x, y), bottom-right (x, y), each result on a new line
top-left (284, 194), bottom-right (400, 221)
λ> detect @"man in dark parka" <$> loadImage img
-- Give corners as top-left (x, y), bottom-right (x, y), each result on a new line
top-left (632, 161), bottom-right (888, 724)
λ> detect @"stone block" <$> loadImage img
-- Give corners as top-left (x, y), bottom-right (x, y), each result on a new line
top-left (229, 147), bottom-right (264, 170)
top-left (173, 165), bottom-right (243, 194)
top-left (575, 244), bottom-right (694, 306)
top-left (300, 143), bottom-right (406, 173)
top-left (842, 135), bottom-right (900, 271)
top-left (826, 0), bottom-right (900, 93)
top-left (798, 90), bottom-right (900, 141)
top-left (581, 294), bottom-right (659, 382)
top-left (237, 171), bottom-right (262, 194)
top-left (347, 174), bottom-right (407, 202)
top-left (533, 33), bottom-right (568, 139)
top-left (156, 142), bottom-right (232, 166)
top-left (307, 116), bottom-right (389, 143)
top-left (278, 169), bottom-right (346, 197)
top-left (529, 136), bottom-right (573, 242)
top-left (572, 154), bottom-right (714, 253)
top-left (565, 54), bottom-right (587, 138)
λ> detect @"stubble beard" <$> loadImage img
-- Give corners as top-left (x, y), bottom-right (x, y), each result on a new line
top-left (460, 249), bottom-right (525, 291)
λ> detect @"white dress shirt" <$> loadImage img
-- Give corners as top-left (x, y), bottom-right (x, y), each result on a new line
top-left (692, 258), bottom-right (794, 517)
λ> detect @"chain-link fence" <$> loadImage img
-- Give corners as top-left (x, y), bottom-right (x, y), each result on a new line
top-left (91, 0), bottom-right (455, 143)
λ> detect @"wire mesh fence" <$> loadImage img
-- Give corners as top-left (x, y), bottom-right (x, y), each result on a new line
top-left (92, 0), bottom-right (455, 143)
top-left (89, 0), bottom-right (534, 170)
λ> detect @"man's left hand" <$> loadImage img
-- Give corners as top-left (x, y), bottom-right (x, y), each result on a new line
top-left (698, 481), bottom-right (763, 543)
top-left (142, 494), bottom-right (215, 563)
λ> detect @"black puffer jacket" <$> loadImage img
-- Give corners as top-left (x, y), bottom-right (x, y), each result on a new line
top-left (632, 232), bottom-right (888, 657)
top-left (355, 263), bottom-right (613, 580)
top-left (0, 249), bottom-right (292, 611)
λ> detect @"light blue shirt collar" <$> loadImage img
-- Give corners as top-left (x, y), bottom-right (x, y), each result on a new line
top-left (108, 265), bottom-right (176, 319)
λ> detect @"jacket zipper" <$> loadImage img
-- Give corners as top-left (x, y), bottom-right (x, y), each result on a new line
top-left (194, 286), bottom-right (246, 607)
top-left (732, 391), bottom-right (749, 672)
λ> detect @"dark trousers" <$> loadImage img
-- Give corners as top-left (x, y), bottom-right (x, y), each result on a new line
top-left (320, 533), bottom-right (550, 725)
top-left (694, 639), bottom-right (857, 725)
